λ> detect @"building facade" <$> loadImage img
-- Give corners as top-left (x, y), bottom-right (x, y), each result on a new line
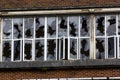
top-left (0, 0), bottom-right (120, 80)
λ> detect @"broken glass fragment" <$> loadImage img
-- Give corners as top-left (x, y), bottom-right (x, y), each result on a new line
top-left (106, 15), bottom-right (116, 36)
top-left (58, 17), bottom-right (67, 37)
top-left (96, 38), bottom-right (105, 59)
top-left (2, 41), bottom-right (11, 62)
top-left (70, 38), bottom-right (77, 59)
top-left (47, 17), bottom-right (56, 38)
top-left (95, 16), bottom-right (105, 36)
top-left (69, 16), bottom-right (79, 37)
top-left (35, 17), bottom-right (45, 38)
top-left (47, 39), bottom-right (56, 60)
top-left (80, 38), bottom-right (90, 59)
top-left (35, 40), bottom-right (44, 60)
top-left (3, 18), bottom-right (12, 39)
top-left (14, 40), bottom-right (21, 61)
top-left (24, 40), bottom-right (32, 60)
top-left (108, 37), bottom-right (115, 58)
top-left (80, 16), bottom-right (90, 37)
top-left (13, 18), bottom-right (23, 39)
top-left (24, 18), bottom-right (34, 38)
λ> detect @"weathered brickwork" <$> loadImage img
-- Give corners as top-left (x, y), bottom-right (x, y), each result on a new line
top-left (0, 68), bottom-right (120, 80)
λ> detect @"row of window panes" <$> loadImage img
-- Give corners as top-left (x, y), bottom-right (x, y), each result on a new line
top-left (2, 15), bottom-right (120, 62)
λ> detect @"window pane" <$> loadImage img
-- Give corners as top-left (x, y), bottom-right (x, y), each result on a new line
top-left (106, 15), bottom-right (116, 36)
top-left (119, 37), bottom-right (120, 57)
top-left (70, 38), bottom-right (77, 59)
top-left (13, 18), bottom-right (23, 39)
top-left (13, 40), bottom-right (21, 61)
top-left (58, 17), bottom-right (68, 37)
top-left (2, 41), bottom-right (11, 61)
top-left (47, 17), bottom-right (56, 38)
top-left (96, 38), bottom-right (105, 59)
top-left (24, 40), bottom-right (32, 60)
top-left (80, 38), bottom-right (90, 59)
top-left (35, 17), bottom-right (45, 38)
top-left (95, 16), bottom-right (105, 36)
top-left (24, 18), bottom-right (34, 38)
top-left (3, 18), bottom-right (12, 39)
top-left (47, 39), bottom-right (56, 60)
top-left (118, 15), bottom-right (120, 35)
top-left (80, 16), bottom-right (90, 37)
top-left (35, 40), bottom-right (44, 60)
top-left (108, 37), bottom-right (115, 58)
top-left (69, 16), bottom-right (79, 37)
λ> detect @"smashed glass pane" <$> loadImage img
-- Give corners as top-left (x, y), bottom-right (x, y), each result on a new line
top-left (24, 40), bottom-right (32, 60)
top-left (108, 37), bottom-right (115, 58)
top-left (14, 40), bottom-right (21, 61)
top-left (80, 38), bottom-right (90, 59)
top-left (47, 17), bottom-right (56, 38)
top-left (24, 18), bottom-right (34, 38)
top-left (35, 17), bottom-right (45, 38)
top-left (106, 15), bottom-right (116, 36)
top-left (95, 16), bottom-right (105, 36)
top-left (13, 18), bottom-right (23, 39)
top-left (80, 16), bottom-right (90, 37)
top-left (2, 41), bottom-right (11, 62)
top-left (35, 40), bottom-right (44, 60)
top-left (58, 17), bottom-right (68, 37)
top-left (3, 18), bottom-right (12, 39)
top-left (47, 39), bottom-right (56, 60)
top-left (69, 16), bottom-right (79, 37)
top-left (118, 15), bottom-right (120, 35)
top-left (70, 38), bottom-right (77, 59)
top-left (96, 38), bottom-right (105, 59)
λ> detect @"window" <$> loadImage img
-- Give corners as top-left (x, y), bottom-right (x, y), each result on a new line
top-left (1, 14), bottom-right (120, 62)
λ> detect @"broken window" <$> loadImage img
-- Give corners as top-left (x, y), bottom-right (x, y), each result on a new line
top-left (70, 38), bottom-right (77, 59)
top-left (106, 15), bottom-right (116, 36)
top-left (69, 16), bottom-right (79, 37)
top-left (80, 38), bottom-right (90, 59)
top-left (2, 18), bottom-right (12, 39)
top-left (13, 40), bottom-right (21, 61)
top-left (24, 40), bottom-right (32, 60)
top-left (108, 37), bottom-right (115, 58)
top-left (13, 18), bottom-right (23, 39)
top-left (47, 39), bottom-right (56, 60)
top-left (24, 18), bottom-right (34, 38)
top-left (35, 40), bottom-right (44, 60)
top-left (80, 16), bottom-right (90, 37)
top-left (58, 17), bottom-right (68, 37)
top-left (96, 38), bottom-right (105, 59)
top-left (95, 16), bottom-right (105, 36)
top-left (2, 41), bottom-right (11, 62)
top-left (47, 17), bottom-right (56, 38)
top-left (35, 17), bottom-right (45, 38)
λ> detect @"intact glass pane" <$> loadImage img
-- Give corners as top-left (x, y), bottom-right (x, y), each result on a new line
top-left (2, 41), bottom-right (11, 62)
top-left (24, 40), bottom-right (32, 60)
top-left (13, 18), bottom-right (23, 39)
top-left (95, 16), bottom-right (105, 36)
top-left (35, 17), bottom-right (45, 38)
top-left (80, 16), bottom-right (90, 37)
top-left (3, 18), bottom-right (12, 39)
top-left (70, 38), bottom-right (77, 59)
top-left (24, 18), bottom-right (34, 38)
top-left (106, 15), bottom-right (116, 36)
top-left (96, 38), bottom-right (105, 59)
top-left (47, 39), bottom-right (56, 60)
top-left (35, 40), bottom-right (44, 60)
top-left (47, 17), bottom-right (56, 38)
top-left (69, 16), bottom-right (79, 37)
top-left (58, 17), bottom-right (68, 37)
top-left (80, 38), bottom-right (90, 59)
top-left (13, 40), bottom-right (21, 61)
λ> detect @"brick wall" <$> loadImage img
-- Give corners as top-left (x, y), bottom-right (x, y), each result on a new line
top-left (1, 68), bottom-right (120, 80)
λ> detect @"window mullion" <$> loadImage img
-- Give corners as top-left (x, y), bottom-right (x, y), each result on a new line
top-left (0, 18), bottom-right (2, 61)
top-left (44, 17), bottom-right (47, 61)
